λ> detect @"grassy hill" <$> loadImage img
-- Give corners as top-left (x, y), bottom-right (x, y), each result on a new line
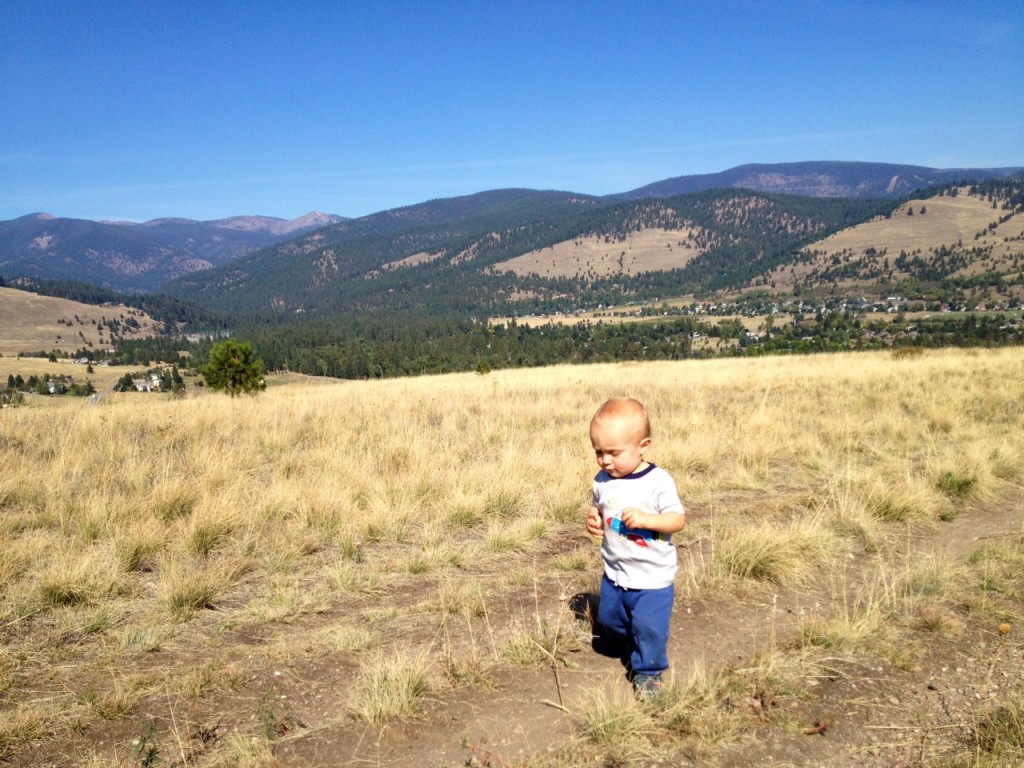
top-left (497, 183), bottom-right (1024, 304)
top-left (771, 185), bottom-right (1024, 299)
top-left (163, 188), bottom-right (603, 315)
top-left (0, 285), bottom-right (159, 357)
top-left (1, 348), bottom-right (1021, 766)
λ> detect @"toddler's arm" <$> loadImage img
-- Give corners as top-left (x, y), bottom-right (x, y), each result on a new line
top-left (585, 505), bottom-right (604, 539)
top-left (621, 507), bottom-right (686, 534)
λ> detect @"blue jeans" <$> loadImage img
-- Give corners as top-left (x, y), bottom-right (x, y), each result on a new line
top-left (597, 575), bottom-right (673, 676)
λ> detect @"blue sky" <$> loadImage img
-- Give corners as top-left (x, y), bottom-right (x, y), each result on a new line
top-left (2, 1), bottom-right (1021, 222)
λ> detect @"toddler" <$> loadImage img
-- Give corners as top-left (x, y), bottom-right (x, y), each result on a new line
top-left (585, 397), bottom-right (686, 697)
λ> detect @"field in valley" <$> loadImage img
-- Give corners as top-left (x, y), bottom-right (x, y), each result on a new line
top-left (1, 349), bottom-right (1022, 767)
top-left (0, 356), bottom-right (137, 395)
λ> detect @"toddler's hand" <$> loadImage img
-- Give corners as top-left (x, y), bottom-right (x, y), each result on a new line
top-left (585, 506), bottom-right (604, 539)
top-left (620, 507), bottom-right (651, 530)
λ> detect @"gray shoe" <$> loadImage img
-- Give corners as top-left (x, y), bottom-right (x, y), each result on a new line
top-left (633, 673), bottom-right (664, 700)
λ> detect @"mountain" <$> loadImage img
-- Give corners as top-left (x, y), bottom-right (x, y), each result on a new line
top-left (2, 161), bottom-right (1021, 296)
top-left (164, 188), bottom-right (601, 313)
top-left (202, 211), bottom-right (344, 236)
top-left (162, 187), bottom-right (895, 315)
top-left (162, 177), bottom-right (1023, 319)
top-left (0, 211), bottom-right (345, 292)
top-left (612, 161), bottom-right (1023, 201)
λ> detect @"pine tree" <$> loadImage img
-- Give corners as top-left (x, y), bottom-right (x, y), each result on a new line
top-left (200, 340), bottom-right (266, 397)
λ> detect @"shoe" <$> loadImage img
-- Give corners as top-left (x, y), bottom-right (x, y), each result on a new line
top-left (633, 673), bottom-right (664, 700)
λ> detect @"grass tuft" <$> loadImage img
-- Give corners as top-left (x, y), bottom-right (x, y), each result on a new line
top-left (349, 653), bottom-right (432, 723)
top-left (150, 485), bottom-right (199, 522)
top-left (579, 683), bottom-right (655, 748)
top-left (910, 602), bottom-right (965, 635)
top-left (483, 489), bottom-right (529, 519)
top-left (114, 521), bottom-right (165, 572)
top-left (120, 624), bottom-right (167, 653)
top-left (0, 704), bottom-right (49, 753)
top-left (971, 697), bottom-right (1024, 758)
top-left (35, 547), bottom-right (123, 607)
top-left (863, 477), bottom-right (940, 522)
top-left (657, 662), bottom-right (749, 747)
top-left (713, 520), bottom-right (832, 586)
top-left (157, 556), bottom-right (245, 619)
top-left (184, 511), bottom-right (235, 556)
top-left (224, 732), bottom-right (277, 767)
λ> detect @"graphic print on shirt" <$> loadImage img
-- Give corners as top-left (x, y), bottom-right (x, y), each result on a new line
top-left (603, 493), bottom-right (660, 547)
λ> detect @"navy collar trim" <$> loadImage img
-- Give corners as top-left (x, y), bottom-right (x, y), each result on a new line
top-left (609, 463), bottom-right (657, 480)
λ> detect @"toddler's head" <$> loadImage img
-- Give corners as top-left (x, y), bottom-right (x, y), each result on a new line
top-left (589, 398), bottom-right (651, 478)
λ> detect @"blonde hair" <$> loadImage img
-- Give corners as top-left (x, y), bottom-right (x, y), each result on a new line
top-left (591, 397), bottom-right (651, 440)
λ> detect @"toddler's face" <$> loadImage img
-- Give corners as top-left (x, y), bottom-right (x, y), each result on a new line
top-left (590, 416), bottom-right (650, 478)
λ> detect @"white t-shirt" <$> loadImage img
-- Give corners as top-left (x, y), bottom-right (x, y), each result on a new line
top-left (593, 463), bottom-right (684, 589)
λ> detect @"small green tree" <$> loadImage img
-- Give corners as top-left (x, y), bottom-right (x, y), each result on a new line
top-left (200, 340), bottom-right (265, 397)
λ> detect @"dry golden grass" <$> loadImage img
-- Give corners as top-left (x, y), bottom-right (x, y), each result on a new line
top-left (348, 652), bottom-right (432, 723)
top-left (579, 682), bottom-right (657, 749)
top-left (1, 347), bottom-right (1022, 764)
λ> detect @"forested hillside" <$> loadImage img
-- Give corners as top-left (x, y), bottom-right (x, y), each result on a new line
top-left (163, 189), bottom-right (600, 316)
top-left (0, 212), bottom-right (342, 292)
top-left (164, 189), bottom-right (894, 317)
